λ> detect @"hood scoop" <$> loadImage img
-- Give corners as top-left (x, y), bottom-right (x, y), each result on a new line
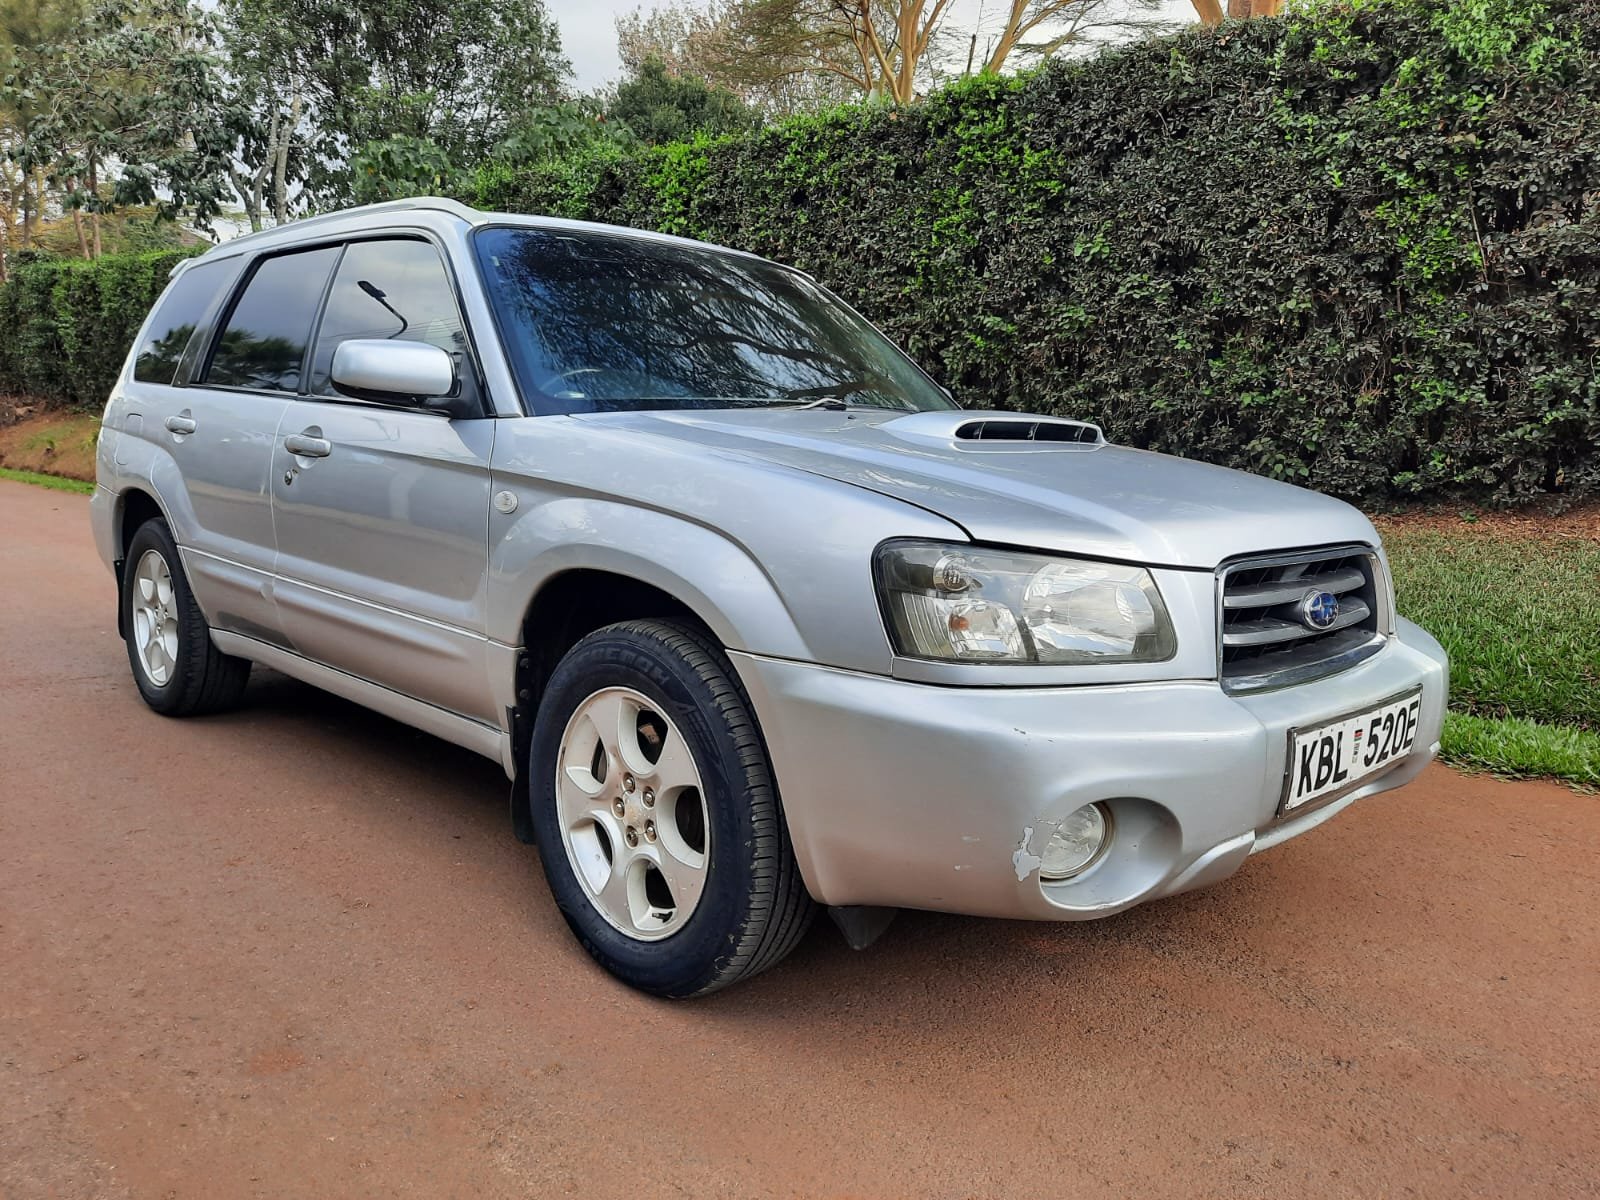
top-left (885, 410), bottom-right (1105, 450)
top-left (956, 417), bottom-right (1103, 443)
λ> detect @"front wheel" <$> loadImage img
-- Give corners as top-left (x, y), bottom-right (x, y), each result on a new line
top-left (528, 620), bottom-right (815, 997)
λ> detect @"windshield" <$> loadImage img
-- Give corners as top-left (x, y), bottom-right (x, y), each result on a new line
top-left (473, 226), bottom-right (958, 416)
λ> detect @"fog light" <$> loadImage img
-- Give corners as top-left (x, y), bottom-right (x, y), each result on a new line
top-left (1038, 804), bottom-right (1111, 880)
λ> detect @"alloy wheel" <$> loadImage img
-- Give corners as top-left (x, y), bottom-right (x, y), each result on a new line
top-left (554, 687), bottom-right (711, 940)
top-left (130, 548), bottom-right (179, 687)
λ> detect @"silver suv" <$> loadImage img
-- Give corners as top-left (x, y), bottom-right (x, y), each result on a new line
top-left (92, 198), bottom-right (1449, 996)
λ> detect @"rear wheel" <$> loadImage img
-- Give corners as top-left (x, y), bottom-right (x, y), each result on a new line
top-left (529, 619), bottom-right (815, 997)
top-left (121, 518), bottom-right (250, 715)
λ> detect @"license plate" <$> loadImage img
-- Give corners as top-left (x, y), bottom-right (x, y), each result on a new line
top-left (1280, 689), bottom-right (1423, 815)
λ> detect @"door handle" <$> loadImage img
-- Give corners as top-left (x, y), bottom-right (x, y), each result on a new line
top-left (284, 432), bottom-right (332, 458)
top-left (164, 413), bottom-right (196, 435)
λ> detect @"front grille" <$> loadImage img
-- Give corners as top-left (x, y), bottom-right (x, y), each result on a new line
top-left (1219, 547), bottom-right (1386, 693)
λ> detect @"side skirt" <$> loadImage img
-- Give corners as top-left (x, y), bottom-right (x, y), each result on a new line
top-left (210, 630), bottom-right (515, 776)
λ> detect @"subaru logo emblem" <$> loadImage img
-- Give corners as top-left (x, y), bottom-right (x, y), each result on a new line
top-left (1300, 590), bottom-right (1340, 630)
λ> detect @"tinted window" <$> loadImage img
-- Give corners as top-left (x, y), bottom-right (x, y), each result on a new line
top-left (133, 259), bottom-right (237, 385)
top-left (206, 246), bottom-right (341, 392)
top-left (308, 239), bottom-right (476, 403)
top-left (473, 226), bottom-right (956, 416)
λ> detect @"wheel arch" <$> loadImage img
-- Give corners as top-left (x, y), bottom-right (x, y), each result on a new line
top-left (503, 557), bottom-right (788, 843)
top-left (112, 486), bottom-right (172, 638)
top-left (487, 500), bottom-right (811, 656)
top-left (514, 566), bottom-right (717, 721)
top-left (488, 501), bottom-right (814, 816)
top-left (496, 499), bottom-right (812, 838)
top-left (117, 487), bottom-right (169, 556)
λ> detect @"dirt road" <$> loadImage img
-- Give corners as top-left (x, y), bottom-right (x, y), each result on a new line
top-left (2, 478), bottom-right (1595, 1199)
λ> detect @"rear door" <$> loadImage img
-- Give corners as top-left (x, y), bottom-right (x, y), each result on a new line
top-left (267, 236), bottom-right (497, 722)
top-left (154, 246), bottom-right (341, 642)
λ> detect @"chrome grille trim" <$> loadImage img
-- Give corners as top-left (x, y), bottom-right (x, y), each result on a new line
top-left (1222, 565), bottom-right (1366, 609)
top-left (1224, 597), bottom-right (1372, 647)
top-left (1216, 545), bottom-right (1389, 694)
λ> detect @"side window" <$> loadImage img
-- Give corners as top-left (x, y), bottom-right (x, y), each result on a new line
top-left (132, 259), bottom-right (238, 385)
top-left (205, 246), bottom-right (341, 393)
top-left (308, 238), bottom-right (478, 405)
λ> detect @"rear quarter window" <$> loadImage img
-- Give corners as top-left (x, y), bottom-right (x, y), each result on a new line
top-left (132, 259), bottom-right (238, 385)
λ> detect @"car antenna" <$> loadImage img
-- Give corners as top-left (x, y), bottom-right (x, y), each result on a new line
top-left (358, 279), bottom-right (409, 338)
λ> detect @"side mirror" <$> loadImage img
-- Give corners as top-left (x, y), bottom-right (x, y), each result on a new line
top-left (330, 339), bottom-right (457, 409)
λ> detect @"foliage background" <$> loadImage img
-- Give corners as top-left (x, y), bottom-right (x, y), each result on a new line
top-left (0, 248), bottom-right (197, 404)
top-left (474, 0), bottom-right (1600, 506)
top-left (4, 0), bottom-right (1600, 507)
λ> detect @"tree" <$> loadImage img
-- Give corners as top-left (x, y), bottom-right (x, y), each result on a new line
top-left (618, 0), bottom-right (721, 79)
top-left (215, 0), bottom-right (308, 231)
top-left (1190, 0), bottom-right (1281, 24)
top-left (607, 56), bottom-right (758, 144)
top-left (1, 0), bottom-right (91, 267)
top-left (619, 0), bottom-right (1168, 107)
top-left (209, 0), bottom-right (576, 214)
top-left (2, 0), bottom-right (232, 258)
top-left (260, 0), bottom-right (571, 206)
top-left (1224, 0), bottom-right (1281, 17)
top-left (618, 0), bottom-right (854, 112)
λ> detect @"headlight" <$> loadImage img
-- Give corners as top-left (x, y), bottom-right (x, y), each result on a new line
top-left (874, 540), bottom-right (1176, 664)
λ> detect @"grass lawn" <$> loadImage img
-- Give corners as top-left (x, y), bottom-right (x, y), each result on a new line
top-left (0, 412), bottom-right (100, 482)
top-left (0, 466), bottom-right (95, 494)
top-left (1382, 517), bottom-right (1600, 788)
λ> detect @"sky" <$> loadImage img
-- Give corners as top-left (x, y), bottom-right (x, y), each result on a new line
top-left (551, 0), bottom-right (1202, 93)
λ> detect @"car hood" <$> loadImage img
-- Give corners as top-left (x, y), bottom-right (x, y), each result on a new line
top-left (570, 407), bottom-right (1379, 569)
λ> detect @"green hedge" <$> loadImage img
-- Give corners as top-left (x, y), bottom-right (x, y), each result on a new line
top-left (0, 249), bottom-right (201, 408)
top-left (472, 0), bottom-right (1600, 505)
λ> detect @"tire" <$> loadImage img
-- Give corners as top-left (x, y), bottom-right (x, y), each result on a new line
top-left (528, 619), bottom-right (816, 997)
top-left (121, 517), bottom-right (251, 716)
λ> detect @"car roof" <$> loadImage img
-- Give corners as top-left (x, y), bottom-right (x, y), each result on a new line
top-left (190, 196), bottom-right (766, 269)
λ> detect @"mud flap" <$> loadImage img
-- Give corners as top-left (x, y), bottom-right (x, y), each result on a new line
top-left (828, 905), bottom-right (898, 951)
top-left (504, 699), bottom-right (538, 844)
top-left (114, 558), bottom-right (126, 638)
top-left (509, 775), bottom-right (536, 844)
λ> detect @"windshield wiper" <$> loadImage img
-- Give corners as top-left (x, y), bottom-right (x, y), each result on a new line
top-left (778, 380), bottom-right (876, 404)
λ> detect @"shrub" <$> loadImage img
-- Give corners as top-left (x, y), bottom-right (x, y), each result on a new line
top-left (471, 0), bottom-right (1600, 506)
top-left (0, 248), bottom-right (200, 407)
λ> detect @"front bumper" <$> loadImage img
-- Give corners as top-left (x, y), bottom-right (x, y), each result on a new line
top-left (732, 618), bottom-right (1448, 920)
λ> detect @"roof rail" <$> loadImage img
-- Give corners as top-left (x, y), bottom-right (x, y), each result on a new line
top-left (223, 196), bottom-right (482, 252)
top-left (207, 195), bottom-right (768, 269)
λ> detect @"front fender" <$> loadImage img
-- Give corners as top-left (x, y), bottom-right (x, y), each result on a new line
top-left (486, 496), bottom-right (811, 660)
